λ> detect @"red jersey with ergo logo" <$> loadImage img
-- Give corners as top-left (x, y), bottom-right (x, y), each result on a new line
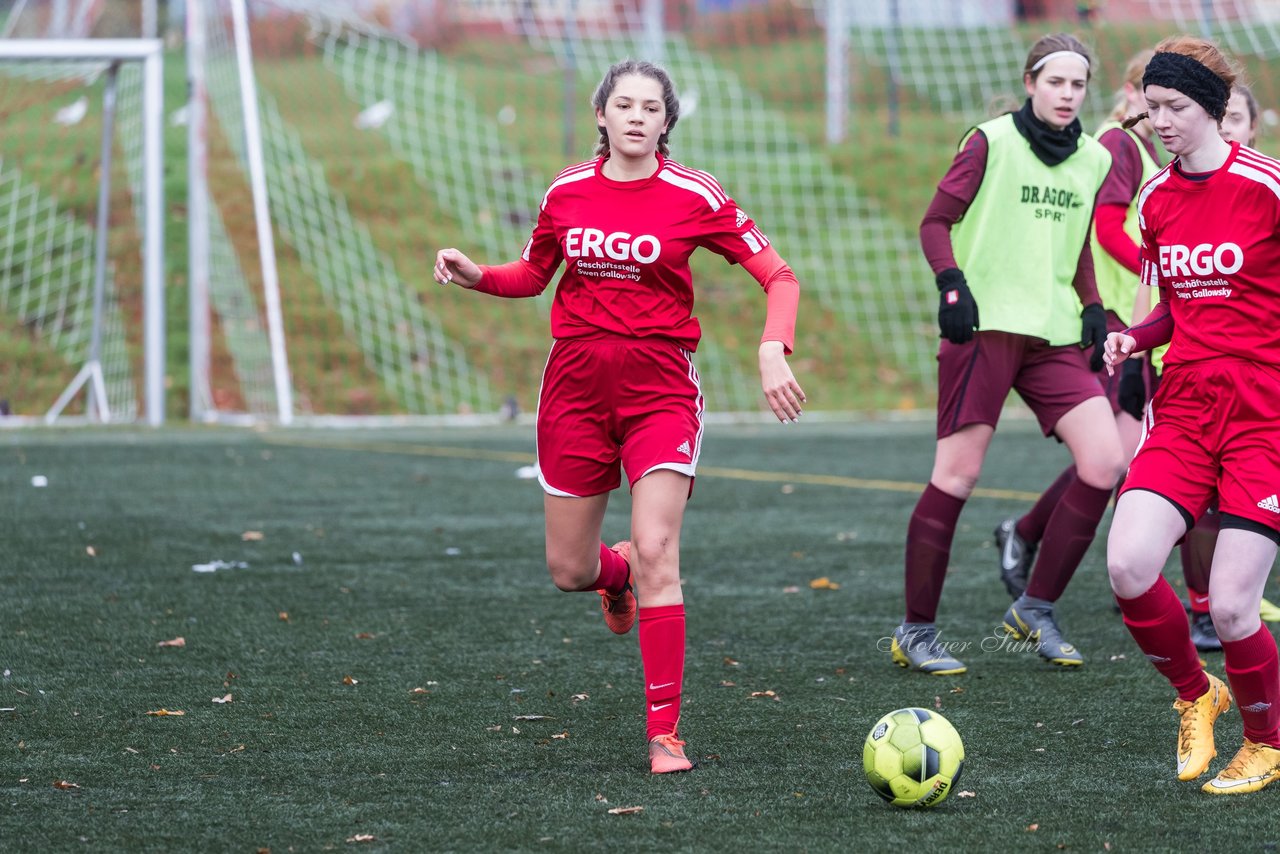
top-left (1137, 141), bottom-right (1280, 367)
top-left (519, 153), bottom-right (770, 351)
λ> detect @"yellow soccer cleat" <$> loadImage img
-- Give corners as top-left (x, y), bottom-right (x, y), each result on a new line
top-left (1201, 739), bottom-right (1280, 795)
top-left (1260, 597), bottom-right (1280, 623)
top-left (1174, 673), bottom-right (1232, 781)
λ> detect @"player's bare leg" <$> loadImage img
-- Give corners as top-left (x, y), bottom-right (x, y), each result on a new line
top-left (631, 469), bottom-right (694, 772)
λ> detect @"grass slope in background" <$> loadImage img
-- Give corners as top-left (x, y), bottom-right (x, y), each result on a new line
top-left (3, 423), bottom-right (1279, 850)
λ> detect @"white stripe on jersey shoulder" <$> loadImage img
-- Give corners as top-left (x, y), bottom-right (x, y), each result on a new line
top-left (1233, 147), bottom-right (1280, 203)
top-left (1136, 162), bottom-right (1176, 232)
top-left (1237, 145), bottom-right (1280, 175)
top-left (540, 160), bottom-right (596, 210)
top-left (664, 161), bottom-right (729, 203)
top-left (1229, 160), bottom-right (1280, 204)
top-left (658, 160), bottom-right (729, 211)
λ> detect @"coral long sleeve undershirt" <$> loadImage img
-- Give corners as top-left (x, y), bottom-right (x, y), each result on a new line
top-left (1093, 203), bottom-right (1142, 276)
top-left (473, 259), bottom-right (549, 298)
top-left (742, 246), bottom-right (798, 355)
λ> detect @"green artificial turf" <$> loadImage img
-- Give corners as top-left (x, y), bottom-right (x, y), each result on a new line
top-left (3, 422), bottom-right (1278, 851)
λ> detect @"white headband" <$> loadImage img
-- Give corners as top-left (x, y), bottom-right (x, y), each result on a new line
top-left (1030, 50), bottom-right (1091, 73)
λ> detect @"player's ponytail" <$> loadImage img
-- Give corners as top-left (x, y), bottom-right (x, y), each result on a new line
top-left (591, 59), bottom-right (680, 158)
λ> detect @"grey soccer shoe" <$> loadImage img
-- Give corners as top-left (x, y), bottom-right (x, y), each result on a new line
top-left (1002, 597), bottom-right (1084, 666)
top-left (1190, 612), bottom-right (1223, 652)
top-left (994, 517), bottom-right (1037, 600)
top-left (890, 623), bottom-right (967, 675)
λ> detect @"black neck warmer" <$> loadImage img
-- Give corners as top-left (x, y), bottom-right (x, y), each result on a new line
top-left (1011, 99), bottom-right (1083, 167)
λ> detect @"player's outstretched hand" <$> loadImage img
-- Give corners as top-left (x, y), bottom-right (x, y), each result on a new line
top-left (434, 248), bottom-right (482, 289)
top-left (759, 341), bottom-right (806, 424)
top-left (1103, 330), bottom-right (1136, 376)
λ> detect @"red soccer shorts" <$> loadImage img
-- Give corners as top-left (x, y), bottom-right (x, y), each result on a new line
top-left (535, 335), bottom-right (704, 497)
top-left (935, 330), bottom-right (1106, 439)
top-left (1122, 358), bottom-right (1280, 533)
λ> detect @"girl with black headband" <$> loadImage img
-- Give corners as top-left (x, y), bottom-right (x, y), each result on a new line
top-left (893, 33), bottom-right (1125, 675)
top-left (1105, 35), bottom-right (1280, 795)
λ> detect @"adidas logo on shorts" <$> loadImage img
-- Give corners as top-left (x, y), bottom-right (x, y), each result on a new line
top-left (676, 440), bottom-right (692, 458)
top-left (1242, 701), bottom-right (1273, 713)
top-left (735, 208), bottom-right (748, 228)
top-left (1258, 494), bottom-right (1280, 514)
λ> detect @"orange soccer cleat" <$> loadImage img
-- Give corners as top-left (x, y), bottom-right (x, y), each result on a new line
top-left (649, 733), bottom-right (693, 774)
top-left (599, 541), bottom-right (636, 634)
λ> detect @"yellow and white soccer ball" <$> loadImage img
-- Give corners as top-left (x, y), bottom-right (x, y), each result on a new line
top-left (863, 707), bottom-right (965, 808)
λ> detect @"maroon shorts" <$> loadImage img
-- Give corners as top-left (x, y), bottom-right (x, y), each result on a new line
top-left (535, 336), bottom-right (704, 497)
top-left (1121, 358), bottom-right (1280, 533)
top-left (936, 330), bottom-right (1106, 439)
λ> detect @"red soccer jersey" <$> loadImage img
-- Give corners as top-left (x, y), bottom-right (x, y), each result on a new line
top-left (517, 153), bottom-right (770, 351)
top-left (1137, 142), bottom-right (1280, 367)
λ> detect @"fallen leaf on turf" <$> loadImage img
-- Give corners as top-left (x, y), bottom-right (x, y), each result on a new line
top-left (594, 794), bottom-right (608, 803)
top-left (571, 693), bottom-right (589, 703)
top-left (485, 725), bottom-right (501, 732)
top-left (410, 687), bottom-right (428, 695)
top-left (551, 731), bottom-right (569, 740)
top-left (720, 680), bottom-right (737, 687)
top-left (1026, 824), bottom-right (1039, 832)
top-left (278, 612), bottom-right (289, 622)
top-left (749, 690), bottom-right (779, 700)
top-left (1110, 654), bottom-right (1126, 661)
top-left (345, 834), bottom-right (376, 843)
top-left (124, 747), bottom-right (139, 754)
top-left (212, 694), bottom-right (233, 704)
top-left (950, 686), bottom-right (965, 694)
top-left (808, 577), bottom-right (840, 590)
top-left (723, 657), bottom-right (740, 667)
top-left (354, 632), bottom-right (374, 640)
top-left (53, 780), bottom-right (80, 790)
top-left (145, 709), bottom-right (185, 716)
top-left (511, 726), bottom-right (521, 734)
top-left (782, 585), bottom-right (800, 593)
top-left (957, 791), bottom-right (976, 798)
top-left (514, 715), bottom-right (552, 721)
top-left (607, 806), bottom-right (643, 815)
top-left (342, 676), bottom-right (358, 685)
top-left (18, 778), bottom-right (28, 783)
top-left (241, 531), bottom-right (264, 541)
top-left (157, 637), bottom-right (185, 648)
top-left (934, 696), bottom-right (942, 709)
top-left (86, 546), bottom-right (97, 557)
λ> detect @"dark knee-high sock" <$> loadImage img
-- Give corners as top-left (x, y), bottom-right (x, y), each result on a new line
top-left (1180, 512), bottom-right (1220, 614)
top-left (1024, 478), bottom-right (1112, 602)
top-left (639, 604), bottom-right (685, 740)
top-left (1116, 578), bottom-right (1208, 701)
top-left (904, 483), bottom-right (966, 624)
top-left (1015, 465), bottom-right (1076, 544)
top-left (1222, 625), bottom-right (1280, 748)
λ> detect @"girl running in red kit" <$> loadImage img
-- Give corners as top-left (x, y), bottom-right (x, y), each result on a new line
top-left (893, 33), bottom-right (1125, 675)
top-left (1107, 37), bottom-right (1280, 794)
top-left (434, 60), bottom-right (806, 774)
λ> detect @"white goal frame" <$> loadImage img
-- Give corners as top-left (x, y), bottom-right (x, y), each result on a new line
top-left (0, 38), bottom-right (165, 426)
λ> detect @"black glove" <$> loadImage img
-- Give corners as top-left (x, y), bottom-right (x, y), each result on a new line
top-left (936, 268), bottom-right (979, 345)
top-left (1118, 358), bottom-right (1146, 420)
top-left (1080, 302), bottom-right (1107, 372)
